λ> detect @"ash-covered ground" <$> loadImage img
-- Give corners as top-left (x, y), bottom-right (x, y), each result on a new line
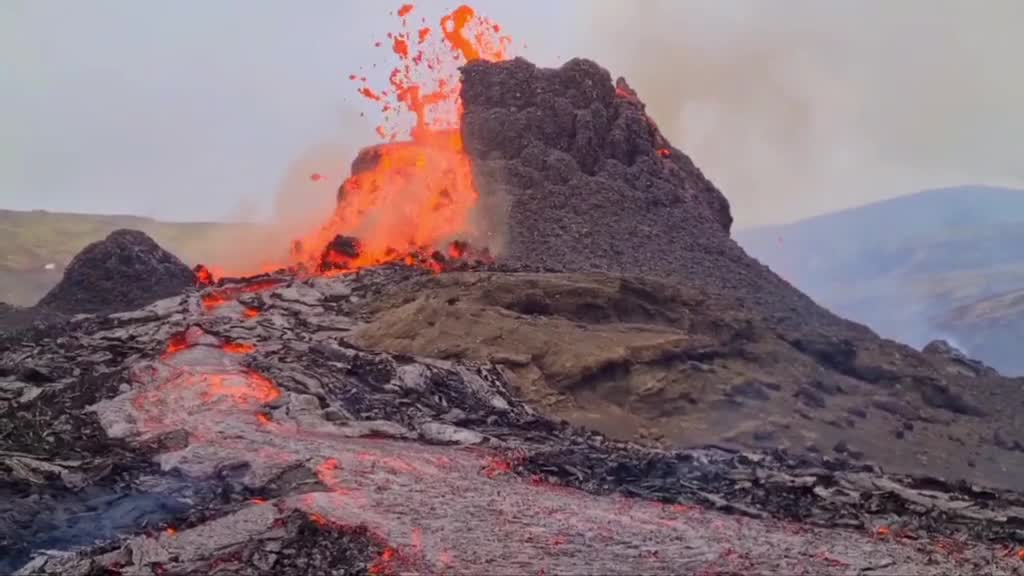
top-left (4, 265), bottom-right (1024, 575)
top-left (3, 56), bottom-right (1024, 575)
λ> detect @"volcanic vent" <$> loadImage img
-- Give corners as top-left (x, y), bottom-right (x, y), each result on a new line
top-left (291, 44), bottom-right (858, 335)
top-left (458, 56), bottom-right (859, 333)
top-left (289, 4), bottom-right (508, 275)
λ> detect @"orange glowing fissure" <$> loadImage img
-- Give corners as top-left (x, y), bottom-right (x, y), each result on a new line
top-left (162, 332), bottom-right (190, 358)
top-left (200, 372), bottom-right (281, 406)
top-left (222, 341), bottom-right (256, 355)
top-left (291, 4), bottom-right (512, 274)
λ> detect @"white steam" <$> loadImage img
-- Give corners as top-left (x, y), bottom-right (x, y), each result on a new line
top-left (582, 0), bottom-right (1024, 227)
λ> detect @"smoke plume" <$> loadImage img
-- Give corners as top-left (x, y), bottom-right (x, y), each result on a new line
top-left (584, 0), bottom-right (1024, 227)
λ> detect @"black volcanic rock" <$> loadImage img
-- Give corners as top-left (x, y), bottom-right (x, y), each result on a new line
top-left (36, 229), bottom-right (194, 315)
top-left (6, 268), bottom-right (1024, 575)
top-left (460, 57), bottom-right (863, 335)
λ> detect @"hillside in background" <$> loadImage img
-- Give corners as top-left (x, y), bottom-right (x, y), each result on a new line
top-left (7, 185), bottom-right (1024, 375)
top-left (736, 186), bottom-right (1024, 374)
top-left (0, 209), bottom-right (257, 306)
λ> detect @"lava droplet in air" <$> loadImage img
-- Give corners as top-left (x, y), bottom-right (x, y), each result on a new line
top-left (292, 4), bottom-right (512, 274)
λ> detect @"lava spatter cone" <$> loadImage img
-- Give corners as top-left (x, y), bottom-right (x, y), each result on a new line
top-left (37, 229), bottom-right (196, 315)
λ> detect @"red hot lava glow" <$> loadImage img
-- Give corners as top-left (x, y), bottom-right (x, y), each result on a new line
top-left (291, 4), bottom-right (511, 274)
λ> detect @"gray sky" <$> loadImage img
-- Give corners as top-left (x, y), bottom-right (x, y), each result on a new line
top-left (3, 1), bottom-right (1023, 228)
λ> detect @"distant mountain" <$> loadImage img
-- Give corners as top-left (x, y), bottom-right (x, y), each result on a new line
top-left (0, 209), bottom-right (257, 306)
top-left (736, 186), bottom-right (1024, 374)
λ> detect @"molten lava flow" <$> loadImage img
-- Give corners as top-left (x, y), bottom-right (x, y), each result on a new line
top-left (193, 264), bottom-right (214, 287)
top-left (222, 342), bottom-right (256, 355)
top-left (202, 291), bottom-right (231, 311)
top-left (162, 331), bottom-right (191, 358)
top-left (200, 373), bottom-right (281, 407)
top-left (293, 4), bottom-right (511, 274)
top-left (369, 547), bottom-right (401, 576)
top-left (202, 279), bottom-right (285, 311)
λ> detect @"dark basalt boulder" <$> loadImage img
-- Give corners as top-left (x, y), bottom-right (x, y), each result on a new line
top-left (36, 229), bottom-right (195, 315)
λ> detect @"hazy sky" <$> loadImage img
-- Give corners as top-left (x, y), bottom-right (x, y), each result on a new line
top-left (3, 1), bottom-right (1022, 228)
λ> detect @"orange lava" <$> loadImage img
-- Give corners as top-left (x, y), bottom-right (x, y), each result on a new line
top-left (200, 373), bottom-right (281, 407)
top-left (202, 279), bottom-right (284, 311)
top-left (615, 84), bottom-right (640, 103)
top-left (369, 547), bottom-right (401, 575)
top-left (162, 332), bottom-right (191, 358)
top-left (657, 148), bottom-right (671, 158)
top-left (239, 279), bottom-right (285, 293)
top-left (243, 307), bottom-right (261, 319)
top-left (202, 291), bottom-right (231, 311)
top-left (316, 457), bottom-right (350, 494)
top-left (193, 264), bottom-right (214, 287)
top-left (292, 5), bottom-right (511, 273)
top-left (222, 341), bottom-right (256, 355)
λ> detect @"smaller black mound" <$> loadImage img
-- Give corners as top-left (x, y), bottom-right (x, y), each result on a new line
top-left (37, 229), bottom-right (195, 315)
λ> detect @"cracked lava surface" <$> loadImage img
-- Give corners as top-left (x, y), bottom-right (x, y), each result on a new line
top-left (73, 275), bottom-right (1021, 575)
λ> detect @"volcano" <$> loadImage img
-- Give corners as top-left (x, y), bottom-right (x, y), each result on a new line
top-left (4, 5), bottom-right (1024, 576)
